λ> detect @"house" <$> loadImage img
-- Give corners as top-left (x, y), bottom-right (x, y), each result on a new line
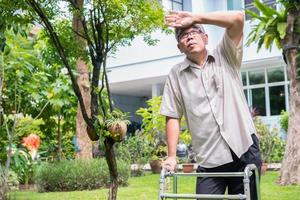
top-left (107, 0), bottom-right (288, 136)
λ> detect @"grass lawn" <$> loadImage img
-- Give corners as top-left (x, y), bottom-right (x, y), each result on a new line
top-left (10, 171), bottom-right (300, 200)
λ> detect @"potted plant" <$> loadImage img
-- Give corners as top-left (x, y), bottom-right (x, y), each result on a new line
top-left (136, 96), bottom-right (167, 173)
top-left (148, 144), bottom-right (167, 173)
top-left (182, 158), bottom-right (195, 173)
top-left (105, 109), bottom-right (130, 142)
top-left (179, 129), bottom-right (195, 173)
top-left (136, 96), bottom-right (192, 173)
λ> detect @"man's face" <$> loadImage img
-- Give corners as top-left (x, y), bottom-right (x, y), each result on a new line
top-left (177, 27), bottom-right (208, 55)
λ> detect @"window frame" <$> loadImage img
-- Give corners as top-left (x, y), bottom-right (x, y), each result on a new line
top-left (163, 0), bottom-right (184, 11)
top-left (243, 0), bottom-right (278, 21)
top-left (241, 65), bottom-right (289, 116)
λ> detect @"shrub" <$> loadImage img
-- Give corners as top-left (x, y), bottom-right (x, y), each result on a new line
top-left (115, 131), bottom-right (154, 176)
top-left (136, 96), bottom-right (191, 162)
top-left (34, 159), bottom-right (130, 192)
top-left (280, 110), bottom-right (288, 133)
top-left (115, 131), bottom-right (152, 165)
top-left (7, 170), bottom-right (19, 191)
top-left (254, 117), bottom-right (286, 163)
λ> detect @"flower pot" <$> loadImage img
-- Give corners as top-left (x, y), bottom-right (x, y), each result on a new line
top-left (261, 163), bottom-right (268, 175)
top-left (182, 163), bottom-right (194, 173)
top-left (149, 160), bottom-right (162, 173)
top-left (108, 122), bottom-right (127, 142)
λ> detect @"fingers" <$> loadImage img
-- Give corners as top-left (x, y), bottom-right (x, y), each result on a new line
top-left (165, 17), bottom-right (181, 27)
top-left (165, 10), bottom-right (180, 27)
top-left (165, 16), bottom-right (177, 27)
top-left (162, 157), bottom-right (177, 171)
top-left (163, 163), bottom-right (175, 172)
top-left (165, 11), bottom-right (190, 28)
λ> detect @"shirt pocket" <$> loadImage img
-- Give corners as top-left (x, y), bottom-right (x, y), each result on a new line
top-left (203, 73), bottom-right (223, 99)
top-left (213, 73), bottom-right (223, 98)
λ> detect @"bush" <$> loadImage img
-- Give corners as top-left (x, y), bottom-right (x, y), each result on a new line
top-left (7, 170), bottom-right (19, 191)
top-left (136, 96), bottom-right (191, 162)
top-left (254, 118), bottom-right (286, 163)
top-left (115, 131), bottom-right (152, 165)
top-left (34, 159), bottom-right (130, 192)
top-left (115, 131), bottom-right (153, 177)
top-left (280, 110), bottom-right (288, 132)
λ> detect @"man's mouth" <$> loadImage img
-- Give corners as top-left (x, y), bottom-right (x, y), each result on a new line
top-left (187, 43), bottom-right (196, 48)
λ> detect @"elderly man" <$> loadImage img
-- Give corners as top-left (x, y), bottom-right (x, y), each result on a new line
top-left (160, 10), bottom-right (262, 199)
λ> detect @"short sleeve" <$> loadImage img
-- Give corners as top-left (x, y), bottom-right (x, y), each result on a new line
top-left (160, 72), bottom-right (183, 119)
top-left (218, 31), bottom-right (243, 70)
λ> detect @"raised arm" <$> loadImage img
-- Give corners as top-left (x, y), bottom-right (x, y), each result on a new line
top-left (165, 10), bottom-right (244, 46)
top-left (162, 116), bottom-right (181, 171)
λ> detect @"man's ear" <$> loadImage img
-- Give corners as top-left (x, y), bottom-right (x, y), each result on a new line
top-left (177, 43), bottom-right (183, 53)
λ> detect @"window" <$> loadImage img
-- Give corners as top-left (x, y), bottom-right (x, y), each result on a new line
top-left (242, 66), bottom-right (289, 116)
top-left (242, 71), bottom-right (247, 86)
top-left (262, 0), bottom-right (276, 10)
top-left (249, 69), bottom-right (265, 85)
top-left (269, 85), bottom-right (285, 115)
top-left (163, 0), bottom-right (183, 11)
top-left (267, 67), bottom-right (284, 83)
top-left (244, 0), bottom-right (277, 20)
top-left (250, 88), bottom-right (266, 116)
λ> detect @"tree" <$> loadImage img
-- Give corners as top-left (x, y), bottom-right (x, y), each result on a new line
top-left (73, 0), bottom-right (93, 160)
top-left (0, 29), bottom-right (78, 198)
top-left (14, 0), bottom-right (167, 199)
top-left (246, 0), bottom-right (300, 185)
top-left (0, 3), bottom-right (33, 194)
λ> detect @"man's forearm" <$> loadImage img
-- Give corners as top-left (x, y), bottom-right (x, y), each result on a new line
top-left (166, 117), bottom-right (180, 158)
top-left (192, 11), bottom-right (244, 44)
top-left (193, 11), bottom-right (244, 29)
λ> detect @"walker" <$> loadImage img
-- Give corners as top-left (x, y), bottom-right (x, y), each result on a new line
top-left (158, 164), bottom-right (260, 200)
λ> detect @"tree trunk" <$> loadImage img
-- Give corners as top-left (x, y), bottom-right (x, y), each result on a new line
top-left (73, 0), bottom-right (93, 159)
top-left (74, 60), bottom-right (93, 159)
top-left (104, 139), bottom-right (118, 200)
top-left (278, 8), bottom-right (300, 185)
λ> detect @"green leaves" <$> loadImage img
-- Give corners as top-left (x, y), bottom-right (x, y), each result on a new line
top-left (246, 0), bottom-right (287, 51)
top-left (136, 96), bottom-right (165, 146)
top-left (0, 0), bottom-right (32, 50)
top-left (277, 22), bottom-right (288, 39)
top-left (253, 0), bottom-right (279, 17)
top-left (96, 0), bottom-right (167, 52)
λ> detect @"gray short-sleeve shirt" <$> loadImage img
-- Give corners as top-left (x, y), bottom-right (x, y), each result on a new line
top-left (160, 32), bottom-right (256, 168)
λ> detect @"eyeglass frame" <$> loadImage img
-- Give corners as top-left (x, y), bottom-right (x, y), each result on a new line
top-left (178, 29), bottom-right (203, 41)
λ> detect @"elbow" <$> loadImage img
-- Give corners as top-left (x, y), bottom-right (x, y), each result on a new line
top-left (235, 11), bottom-right (245, 26)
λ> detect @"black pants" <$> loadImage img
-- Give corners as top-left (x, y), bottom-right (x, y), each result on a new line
top-left (196, 134), bottom-right (262, 200)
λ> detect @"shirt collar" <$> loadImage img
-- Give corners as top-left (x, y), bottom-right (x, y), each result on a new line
top-left (179, 51), bottom-right (215, 72)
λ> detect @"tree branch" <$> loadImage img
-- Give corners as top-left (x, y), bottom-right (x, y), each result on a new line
top-left (89, 9), bottom-right (99, 50)
top-left (26, 0), bottom-right (95, 133)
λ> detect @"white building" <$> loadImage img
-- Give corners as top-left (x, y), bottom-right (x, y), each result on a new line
top-left (107, 0), bottom-right (288, 135)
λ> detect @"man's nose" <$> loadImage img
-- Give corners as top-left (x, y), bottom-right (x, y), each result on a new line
top-left (187, 35), bottom-right (193, 41)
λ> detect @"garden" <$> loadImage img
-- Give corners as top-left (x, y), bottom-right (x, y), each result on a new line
top-left (2, 94), bottom-right (299, 200)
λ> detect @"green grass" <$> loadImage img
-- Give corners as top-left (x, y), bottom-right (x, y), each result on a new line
top-left (260, 172), bottom-right (300, 200)
top-left (9, 171), bottom-right (300, 200)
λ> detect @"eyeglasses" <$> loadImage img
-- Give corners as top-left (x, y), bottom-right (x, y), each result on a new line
top-left (178, 30), bottom-right (202, 41)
